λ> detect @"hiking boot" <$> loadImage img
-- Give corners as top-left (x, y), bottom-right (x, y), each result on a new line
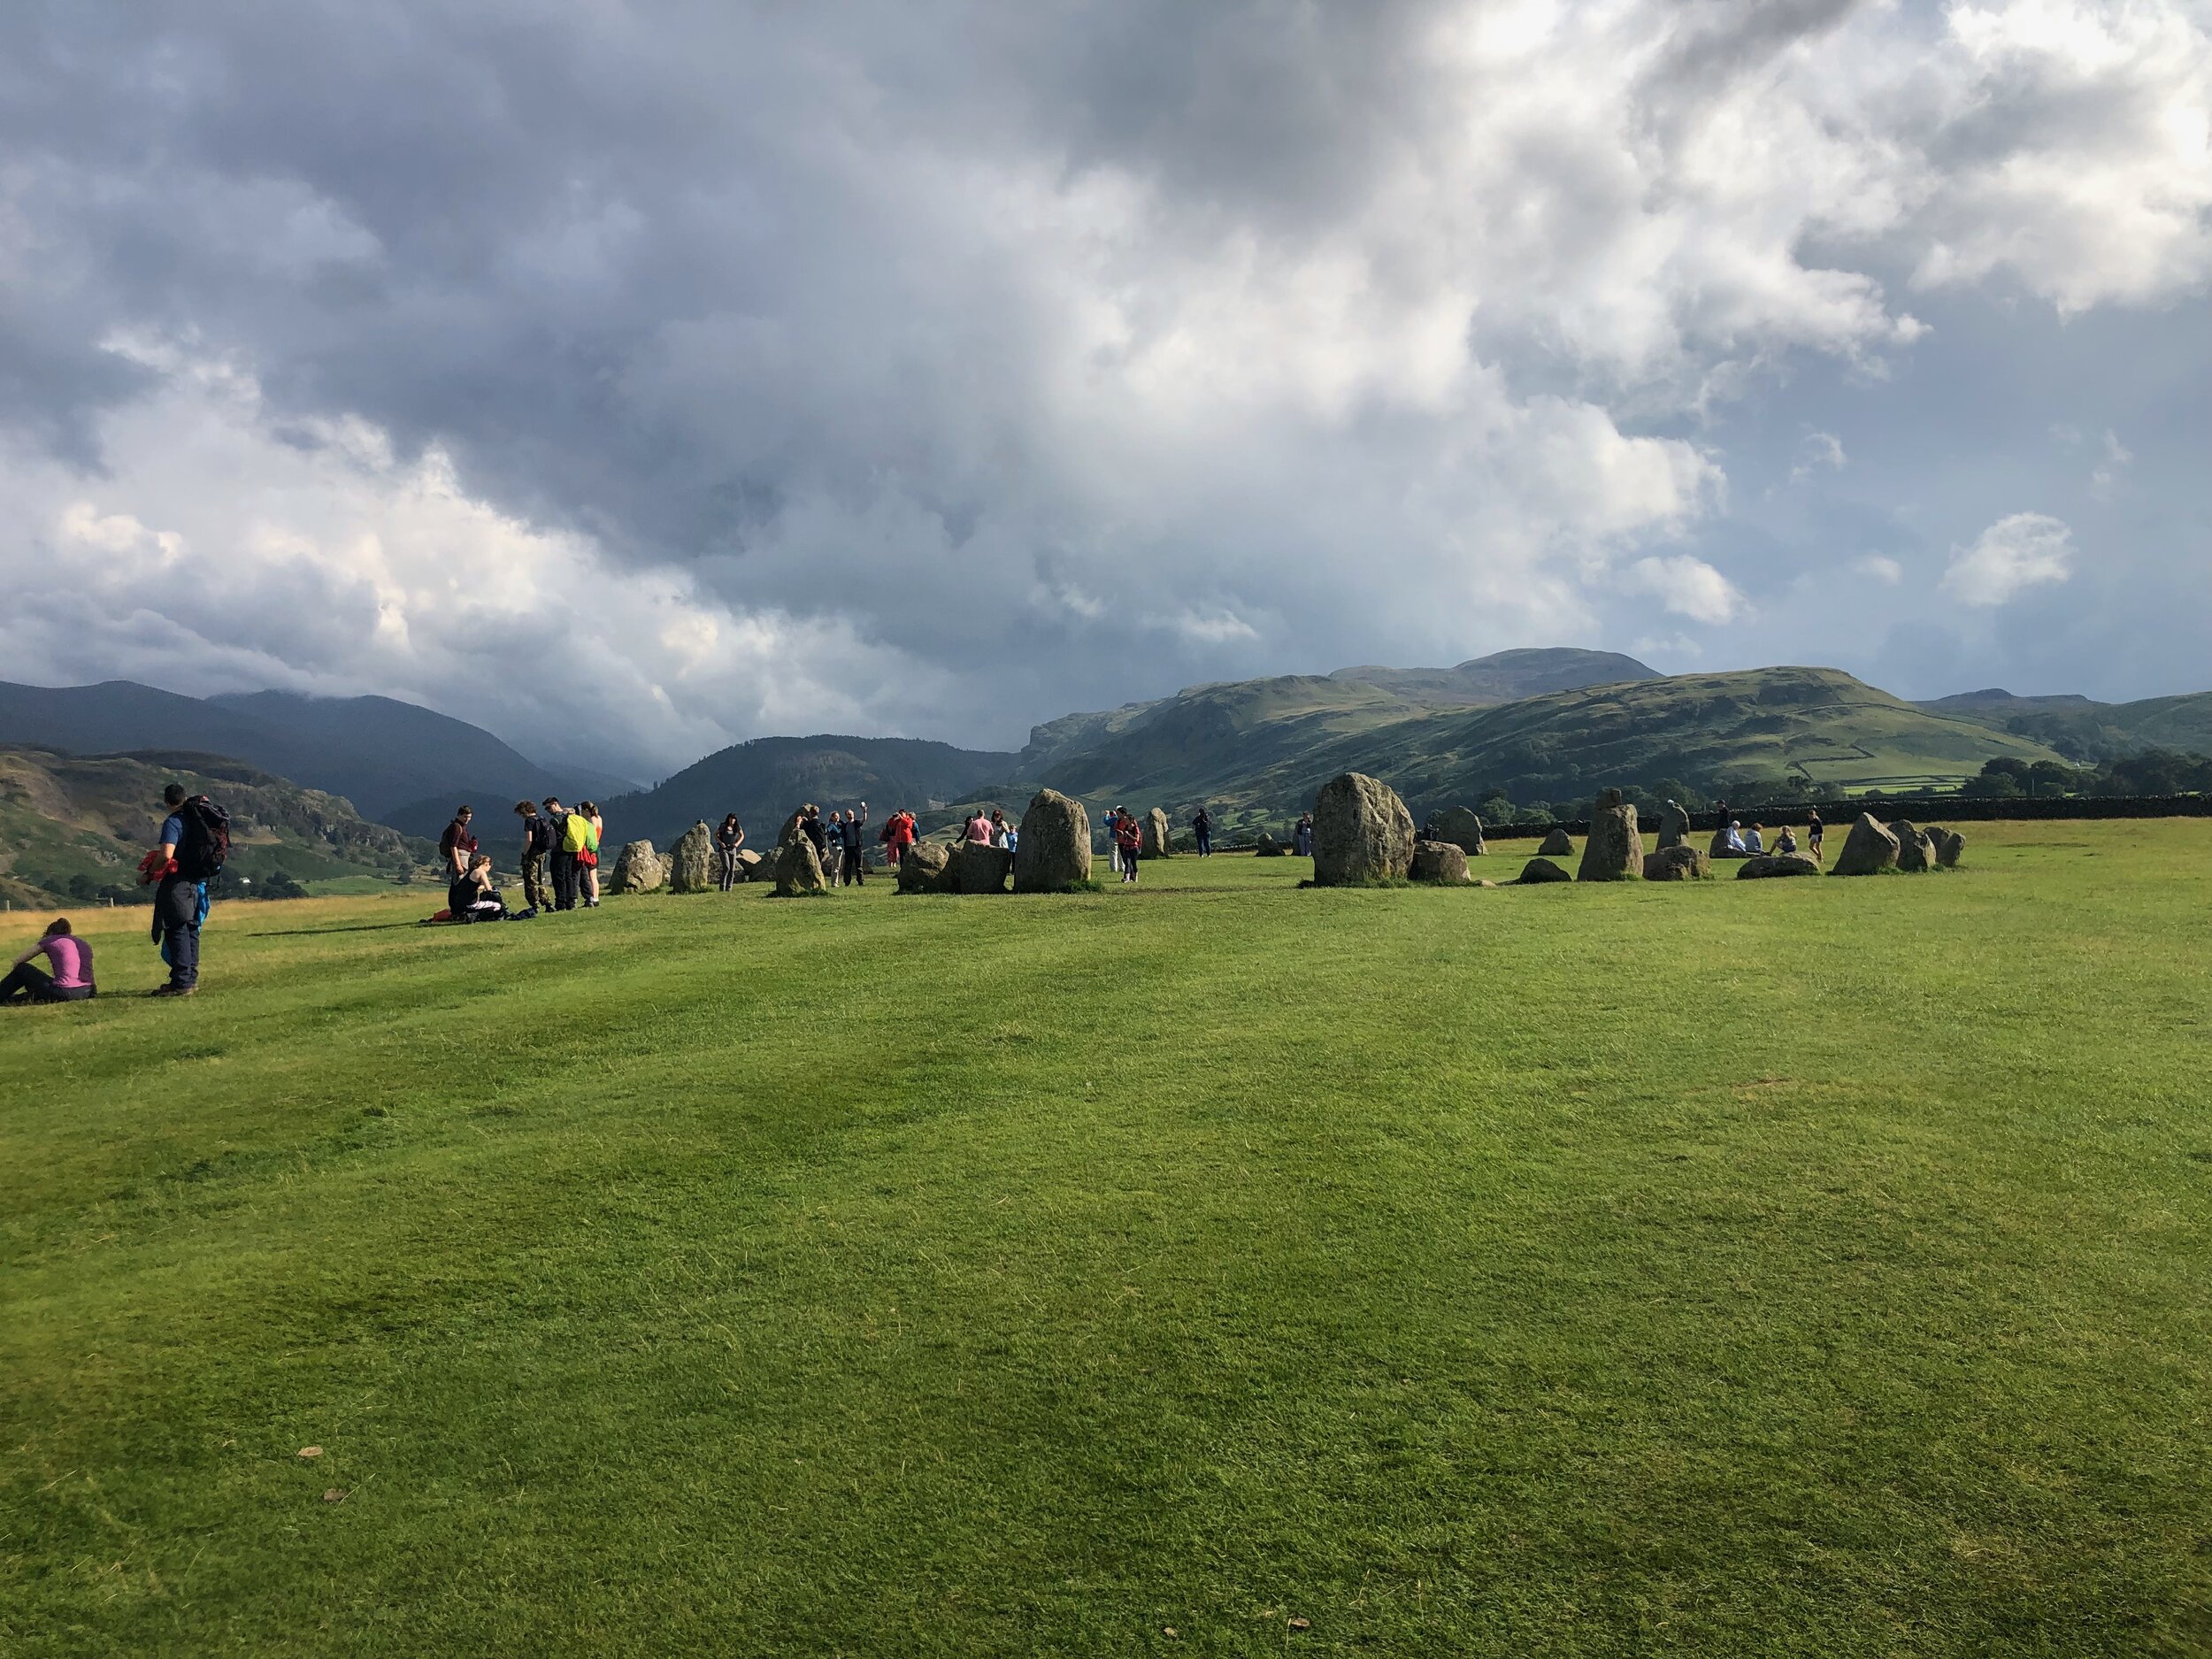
top-left (150, 983), bottom-right (197, 998)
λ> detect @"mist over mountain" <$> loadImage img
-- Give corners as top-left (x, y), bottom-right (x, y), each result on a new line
top-left (0, 680), bottom-right (631, 838)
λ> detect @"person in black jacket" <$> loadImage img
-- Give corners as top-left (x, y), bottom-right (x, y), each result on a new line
top-left (515, 800), bottom-right (552, 912)
top-left (542, 796), bottom-right (580, 911)
top-left (841, 802), bottom-right (869, 887)
top-left (1192, 806), bottom-right (1214, 856)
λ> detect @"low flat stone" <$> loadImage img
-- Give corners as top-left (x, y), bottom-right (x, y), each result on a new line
top-left (1642, 845), bottom-right (1709, 880)
top-left (1518, 856), bottom-right (1572, 884)
top-left (1738, 853), bottom-right (1824, 878)
top-left (1409, 840), bottom-right (1471, 884)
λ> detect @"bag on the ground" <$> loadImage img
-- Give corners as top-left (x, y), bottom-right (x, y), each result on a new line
top-left (174, 796), bottom-right (231, 880)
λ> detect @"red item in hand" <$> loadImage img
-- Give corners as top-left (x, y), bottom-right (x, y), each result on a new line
top-left (138, 849), bottom-right (180, 885)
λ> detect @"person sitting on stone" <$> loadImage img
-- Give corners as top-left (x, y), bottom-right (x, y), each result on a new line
top-left (3, 918), bottom-right (96, 1004)
top-left (448, 855), bottom-right (513, 922)
top-left (1744, 822), bottom-right (1765, 854)
top-left (1718, 819), bottom-right (1748, 855)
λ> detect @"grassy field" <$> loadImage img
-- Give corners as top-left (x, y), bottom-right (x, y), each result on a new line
top-left (4, 823), bottom-right (2208, 1656)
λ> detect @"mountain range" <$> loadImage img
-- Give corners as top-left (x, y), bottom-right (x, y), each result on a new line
top-left (0, 680), bottom-right (634, 839)
top-left (4, 651), bottom-right (2208, 867)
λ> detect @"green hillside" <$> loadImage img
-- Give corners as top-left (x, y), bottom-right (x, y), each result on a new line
top-left (1010, 666), bottom-right (2065, 830)
top-left (1922, 688), bottom-right (2212, 764)
top-left (1328, 646), bottom-right (1659, 705)
top-left (0, 748), bottom-right (432, 908)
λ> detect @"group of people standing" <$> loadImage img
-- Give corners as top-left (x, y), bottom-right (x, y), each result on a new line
top-left (791, 802), bottom-right (881, 886)
top-left (502, 798), bottom-right (603, 914)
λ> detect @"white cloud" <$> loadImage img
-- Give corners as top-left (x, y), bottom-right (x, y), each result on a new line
top-left (1941, 512), bottom-right (2077, 606)
top-left (1854, 553), bottom-right (1904, 585)
top-left (2091, 428), bottom-right (2133, 495)
top-left (1627, 555), bottom-right (1747, 625)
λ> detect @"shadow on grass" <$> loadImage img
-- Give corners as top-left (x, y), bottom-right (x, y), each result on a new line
top-left (242, 921), bottom-right (426, 938)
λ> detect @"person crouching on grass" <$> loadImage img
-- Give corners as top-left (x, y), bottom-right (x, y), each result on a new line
top-left (449, 855), bottom-right (522, 922)
top-left (3, 918), bottom-right (95, 1005)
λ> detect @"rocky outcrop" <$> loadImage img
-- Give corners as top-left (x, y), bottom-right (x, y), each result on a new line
top-left (1539, 827), bottom-right (1574, 857)
top-left (1738, 853), bottom-right (1823, 879)
top-left (667, 823), bottom-right (716, 894)
top-left (1642, 845), bottom-right (1709, 880)
top-left (774, 833), bottom-right (826, 895)
top-left (1929, 826), bottom-right (1965, 867)
top-left (1831, 813), bottom-right (1901, 876)
top-left (609, 840), bottom-right (665, 894)
top-left (1013, 789), bottom-right (1091, 892)
top-left (1311, 772), bottom-right (1417, 886)
top-left (1140, 808), bottom-right (1172, 858)
top-left (1518, 856), bottom-right (1572, 884)
top-left (1420, 807), bottom-right (1486, 856)
top-left (896, 841), bottom-right (952, 894)
top-left (952, 841), bottom-right (1013, 894)
top-left (1656, 802), bottom-right (1693, 850)
top-left (1409, 841), bottom-right (1471, 884)
top-left (1577, 788), bottom-right (1643, 881)
top-left (1889, 819), bottom-right (1937, 873)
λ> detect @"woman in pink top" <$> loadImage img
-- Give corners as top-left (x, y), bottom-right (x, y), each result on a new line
top-left (4, 918), bottom-right (96, 1004)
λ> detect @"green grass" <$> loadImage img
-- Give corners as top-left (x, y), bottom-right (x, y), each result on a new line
top-left (3, 824), bottom-right (2208, 1656)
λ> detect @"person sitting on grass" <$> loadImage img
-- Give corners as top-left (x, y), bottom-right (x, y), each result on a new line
top-left (1744, 823), bottom-right (1765, 855)
top-left (3, 918), bottom-right (95, 1004)
top-left (449, 855), bottom-right (518, 922)
top-left (1776, 826), bottom-right (1800, 856)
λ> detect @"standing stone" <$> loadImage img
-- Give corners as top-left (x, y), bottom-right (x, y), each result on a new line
top-left (1254, 832), bottom-right (1282, 857)
top-left (1140, 808), bottom-right (1173, 859)
top-left (1889, 820), bottom-right (1937, 873)
top-left (1409, 841), bottom-right (1471, 884)
top-left (1577, 788), bottom-right (1643, 881)
top-left (774, 833), bottom-right (826, 895)
top-left (1538, 826), bottom-right (1574, 857)
top-left (1517, 856), bottom-right (1573, 884)
top-left (1831, 813), bottom-right (1901, 876)
top-left (1929, 826), bottom-right (1965, 867)
top-left (1656, 802), bottom-right (1693, 850)
top-left (1642, 845), bottom-right (1709, 881)
top-left (778, 810), bottom-right (807, 848)
top-left (1421, 807), bottom-right (1486, 856)
top-left (609, 840), bottom-right (666, 894)
top-left (896, 840), bottom-right (951, 894)
top-left (668, 823), bottom-right (716, 894)
top-left (1311, 772), bottom-right (1417, 887)
top-left (1013, 789), bottom-right (1091, 892)
top-left (952, 841), bottom-right (1013, 895)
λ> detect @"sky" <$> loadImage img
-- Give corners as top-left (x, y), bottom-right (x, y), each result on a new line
top-left (4, 0), bottom-right (2208, 778)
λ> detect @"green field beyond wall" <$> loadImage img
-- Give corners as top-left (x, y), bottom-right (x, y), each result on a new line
top-left (4, 823), bottom-right (2208, 1656)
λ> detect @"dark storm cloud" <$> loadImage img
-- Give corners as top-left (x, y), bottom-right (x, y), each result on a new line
top-left (2, 1), bottom-right (2208, 767)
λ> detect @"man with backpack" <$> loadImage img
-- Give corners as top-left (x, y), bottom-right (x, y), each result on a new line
top-left (514, 800), bottom-right (553, 912)
top-left (147, 781), bottom-right (227, 996)
top-left (542, 796), bottom-right (580, 911)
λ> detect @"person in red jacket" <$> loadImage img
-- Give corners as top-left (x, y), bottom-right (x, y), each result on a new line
top-left (1113, 810), bottom-right (1142, 883)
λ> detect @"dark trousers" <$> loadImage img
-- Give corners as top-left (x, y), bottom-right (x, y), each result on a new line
top-left (1195, 829), bottom-right (1211, 856)
top-left (521, 850), bottom-right (550, 911)
top-left (2, 963), bottom-right (93, 1002)
top-left (551, 850), bottom-right (580, 910)
top-left (158, 877), bottom-right (201, 987)
top-left (841, 847), bottom-right (864, 885)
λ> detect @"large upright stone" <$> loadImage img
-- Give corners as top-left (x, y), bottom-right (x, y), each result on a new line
top-left (1577, 788), bottom-right (1643, 881)
top-left (1421, 807), bottom-right (1486, 856)
top-left (897, 840), bottom-right (951, 894)
top-left (1311, 772), bottom-right (1417, 887)
top-left (778, 810), bottom-right (807, 848)
top-left (1539, 826), bottom-right (1574, 857)
top-left (609, 840), bottom-right (665, 894)
top-left (1929, 826), bottom-right (1965, 868)
top-left (668, 823), bottom-right (716, 894)
top-left (1656, 802), bottom-right (1693, 850)
top-left (1014, 789), bottom-right (1091, 892)
top-left (1409, 841), bottom-right (1471, 884)
top-left (1140, 808), bottom-right (1173, 859)
top-left (952, 841), bottom-right (1013, 894)
top-left (1642, 845), bottom-right (1709, 880)
top-left (1889, 819), bottom-right (1937, 873)
top-left (1831, 813), bottom-right (1901, 876)
top-left (774, 834), bottom-right (826, 895)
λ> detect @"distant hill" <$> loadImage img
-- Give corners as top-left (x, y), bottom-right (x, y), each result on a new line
top-left (995, 665), bottom-right (2066, 833)
top-left (0, 681), bottom-right (634, 837)
top-left (1327, 647), bottom-right (1659, 705)
top-left (603, 735), bottom-right (1018, 851)
top-left (1916, 687), bottom-right (2212, 764)
top-left (0, 746), bottom-right (432, 907)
